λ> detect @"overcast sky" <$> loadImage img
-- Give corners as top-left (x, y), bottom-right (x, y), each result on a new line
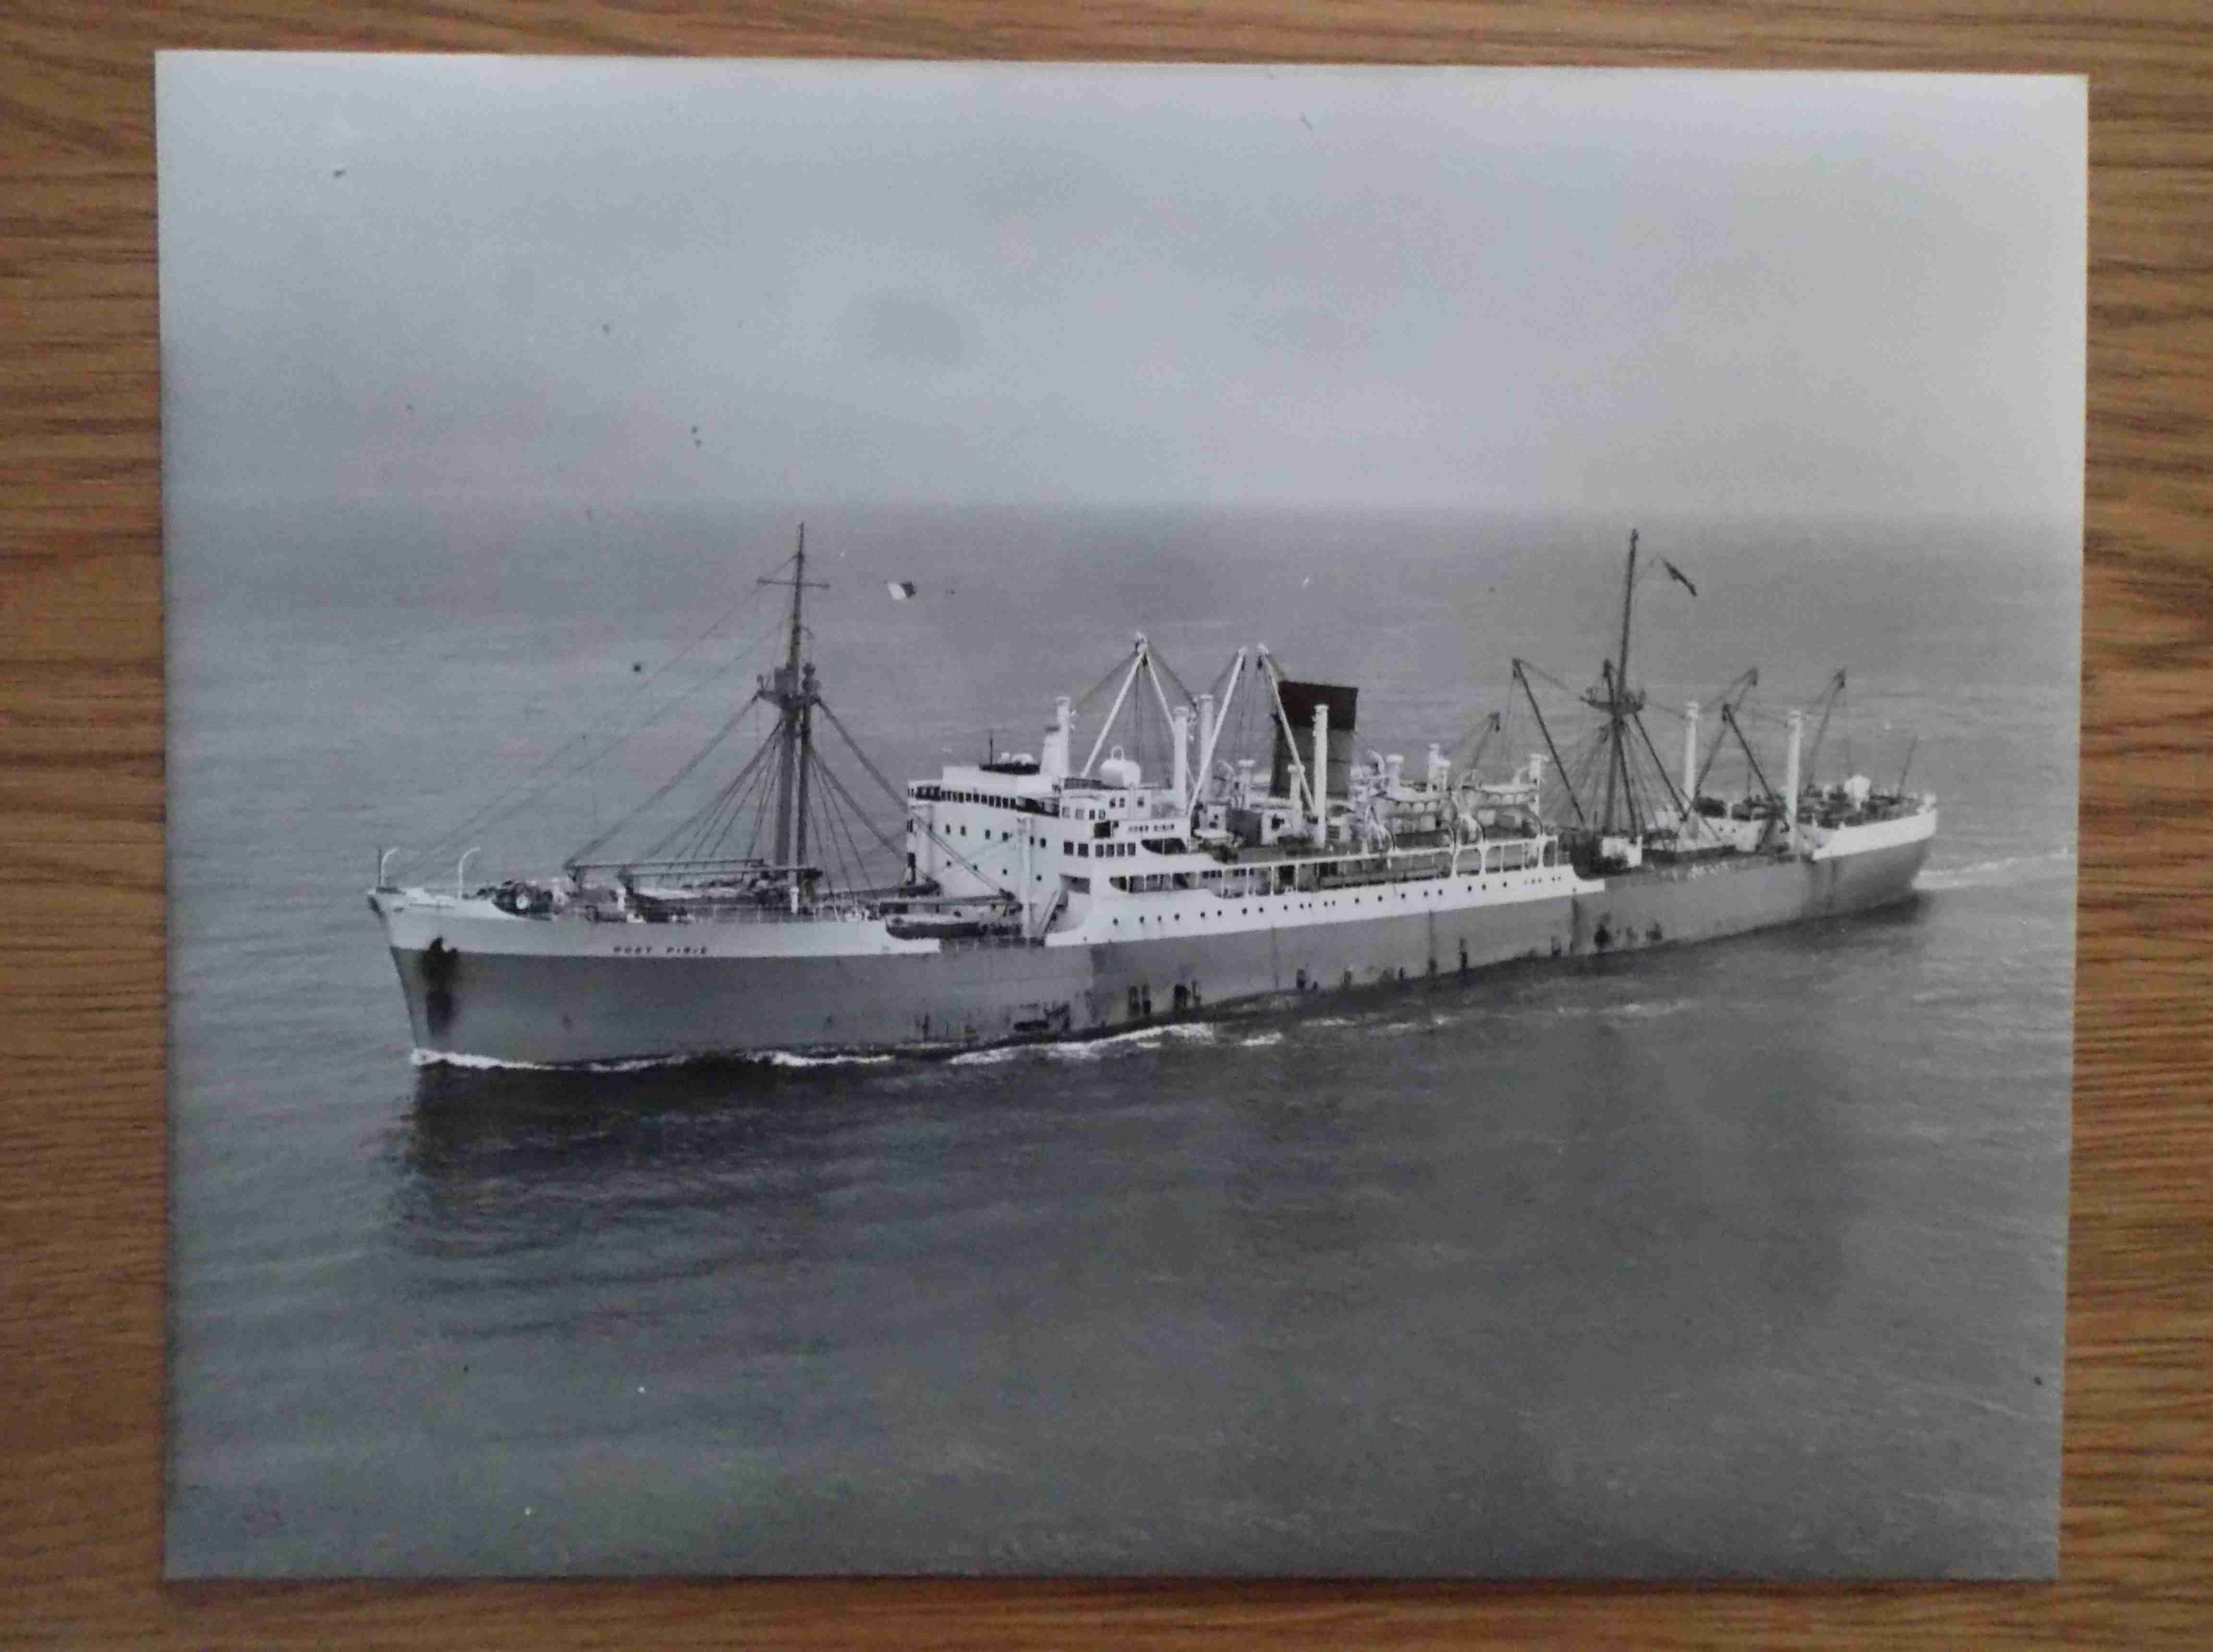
top-left (157, 57), bottom-right (2084, 518)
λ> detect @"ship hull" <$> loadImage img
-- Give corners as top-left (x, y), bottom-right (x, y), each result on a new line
top-left (377, 821), bottom-right (1932, 1067)
top-left (1574, 828), bottom-right (1933, 955)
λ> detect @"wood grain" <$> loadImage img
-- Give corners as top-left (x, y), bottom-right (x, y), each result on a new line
top-left (3, 4), bottom-right (2206, 1645)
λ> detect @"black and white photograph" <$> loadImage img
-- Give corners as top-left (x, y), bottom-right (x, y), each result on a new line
top-left (159, 56), bottom-right (2082, 1576)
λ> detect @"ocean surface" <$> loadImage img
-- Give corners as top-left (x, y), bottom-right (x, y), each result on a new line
top-left (165, 503), bottom-right (2077, 1576)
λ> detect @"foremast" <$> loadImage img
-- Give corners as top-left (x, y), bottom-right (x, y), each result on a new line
top-left (759, 524), bottom-right (827, 884)
top-left (549, 523), bottom-right (1018, 916)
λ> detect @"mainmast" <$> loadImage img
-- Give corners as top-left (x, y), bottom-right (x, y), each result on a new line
top-left (759, 524), bottom-right (827, 879)
top-left (1593, 527), bottom-right (1643, 837)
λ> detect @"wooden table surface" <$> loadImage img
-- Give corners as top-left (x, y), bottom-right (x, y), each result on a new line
top-left (3, 4), bottom-right (2206, 1645)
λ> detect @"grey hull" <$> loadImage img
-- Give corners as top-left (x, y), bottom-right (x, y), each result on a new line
top-left (1571, 832), bottom-right (1933, 954)
top-left (387, 836), bottom-right (1931, 1066)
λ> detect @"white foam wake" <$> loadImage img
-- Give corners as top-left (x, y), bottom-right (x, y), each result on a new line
top-left (947, 1046), bottom-right (1021, 1067)
top-left (945, 1020), bottom-right (1222, 1066)
top-left (1034, 1021), bottom-right (1223, 1062)
top-left (1917, 848), bottom-right (2076, 892)
top-left (412, 1047), bottom-right (556, 1071)
top-left (411, 1045), bottom-right (890, 1073)
top-left (1521, 998), bottom-right (1696, 1023)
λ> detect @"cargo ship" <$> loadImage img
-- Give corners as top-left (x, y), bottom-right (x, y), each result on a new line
top-left (369, 528), bottom-right (1936, 1066)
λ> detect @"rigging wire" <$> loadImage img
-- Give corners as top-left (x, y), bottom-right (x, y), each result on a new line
top-left (1446, 703), bottom-right (1508, 772)
top-left (828, 781), bottom-right (872, 896)
top-left (1149, 645), bottom-right (1200, 716)
top-left (647, 713), bottom-right (781, 864)
top-left (1225, 656), bottom-right (1264, 782)
top-left (397, 558), bottom-right (787, 870)
top-left (1512, 657), bottom-right (1586, 703)
top-left (811, 753), bottom-right (906, 865)
top-left (807, 768), bottom-right (855, 892)
top-left (1632, 711), bottom-right (1690, 822)
top-left (668, 755), bottom-right (756, 863)
top-left (566, 690), bottom-right (766, 865)
top-left (814, 699), bottom-right (1013, 898)
top-left (1068, 650), bottom-right (1138, 722)
top-left (741, 761), bottom-right (774, 864)
top-left (813, 754), bottom-right (901, 893)
top-left (798, 763), bottom-right (842, 893)
top-left (399, 584), bottom-right (792, 877)
top-left (1127, 666), bottom-right (1160, 777)
top-left (1198, 649), bottom-right (1242, 714)
top-left (647, 725), bottom-right (753, 863)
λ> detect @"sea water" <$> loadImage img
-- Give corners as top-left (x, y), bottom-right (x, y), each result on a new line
top-left (165, 503), bottom-right (2076, 1575)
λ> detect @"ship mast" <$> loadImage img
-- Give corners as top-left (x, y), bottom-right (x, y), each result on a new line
top-left (760, 524), bottom-right (827, 880)
top-left (1593, 527), bottom-right (1644, 837)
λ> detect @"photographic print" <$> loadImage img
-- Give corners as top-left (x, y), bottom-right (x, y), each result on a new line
top-left (159, 56), bottom-right (2082, 1576)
